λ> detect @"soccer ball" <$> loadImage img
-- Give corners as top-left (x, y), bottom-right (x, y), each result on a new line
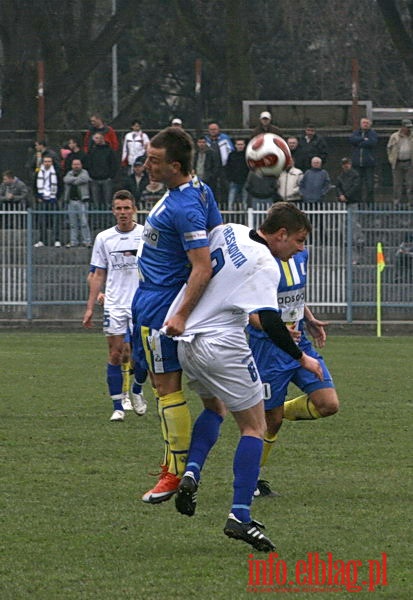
top-left (246, 133), bottom-right (292, 177)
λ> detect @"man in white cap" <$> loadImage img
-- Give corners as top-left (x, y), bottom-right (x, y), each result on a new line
top-left (171, 117), bottom-right (183, 128)
top-left (251, 110), bottom-right (282, 138)
top-left (387, 118), bottom-right (413, 205)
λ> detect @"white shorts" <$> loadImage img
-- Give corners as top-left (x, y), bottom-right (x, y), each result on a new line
top-left (103, 306), bottom-right (132, 337)
top-left (177, 329), bottom-right (263, 412)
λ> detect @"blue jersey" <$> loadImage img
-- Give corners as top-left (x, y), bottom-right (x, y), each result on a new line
top-left (247, 248), bottom-right (309, 348)
top-left (133, 177), bottom-right (222, 329)
top-left (137, 178), bottom-right (222, 289)
top-left (247, 249), bottom-right (334, 407)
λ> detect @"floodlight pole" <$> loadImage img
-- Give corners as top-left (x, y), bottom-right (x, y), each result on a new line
top-left (195, 58), bottom-right (202, 136)
top-left (37, 60), bottom-right (45, 141)
top-left (351, 58), bottom-right (360, 129)
top-left (112, 0), bottom-right (119, 118)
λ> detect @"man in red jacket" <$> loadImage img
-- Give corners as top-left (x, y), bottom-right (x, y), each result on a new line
top-left (83, 114), bottom-right (119, 153)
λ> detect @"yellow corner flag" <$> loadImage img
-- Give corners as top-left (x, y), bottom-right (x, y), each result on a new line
top-left (377, 242), bottom-right (386, 272)
top-left (376, 242), bottom-right (385, 337)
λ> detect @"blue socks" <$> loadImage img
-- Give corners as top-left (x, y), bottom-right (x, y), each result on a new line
top-left (107, 363), bottom-right (123, 410)
top-left (185, 408), bottom-right (224, 482)
top-left (231, 435), bottom-right (263, 523)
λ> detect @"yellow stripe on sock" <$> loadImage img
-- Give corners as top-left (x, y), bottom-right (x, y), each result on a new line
top-left (260, 433), bottom-right (278, 467)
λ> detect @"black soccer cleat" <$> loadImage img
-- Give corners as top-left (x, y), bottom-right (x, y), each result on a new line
top-left (175, 473), bottom-right (198, 516)
top-left (224, 513), bottom-right (276, 552)
top-left (254, 479), bottom-right (280, 498)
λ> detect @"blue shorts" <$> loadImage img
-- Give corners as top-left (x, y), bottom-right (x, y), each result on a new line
top-left (132, 285), bottom-right (182, 374)
top-left (249, 335), bottom-right (334, 410)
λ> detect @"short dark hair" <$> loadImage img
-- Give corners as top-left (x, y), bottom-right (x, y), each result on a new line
top-left (150, 127), bottom-right (194, 175)
top-left (132, 119), bottom-right (141, 126)
top-left (3, 170), bottom-right (14, 178)
top-left (112, 189), bottom-right (136, 206)
top-left (260, 202), bottom-right (312, 235)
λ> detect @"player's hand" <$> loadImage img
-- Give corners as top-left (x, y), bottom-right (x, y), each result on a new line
top-left (306, 319), bottom-right (328, 348)
top-left (82, 309), bottom-right (94, 328)
top-left (288, 324), bottom-right (301, 342)
top-left (97, 292), bottom-right (105, 306)
top-left (299, 353), bottom-right (323, 381)
top-left (163, 314), bottom-right (186, 337)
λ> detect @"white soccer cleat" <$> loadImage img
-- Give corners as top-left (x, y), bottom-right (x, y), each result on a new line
top-left (110, 409), bottom-right (125, 422)
top-left (122, 393), bottom-right (133, 411)
top-left (132, 392), bottom-right (147, 416)
top-left (54, 241), bottom-right (62, 247)
top-left (33, 241), bottom-right (44, 247)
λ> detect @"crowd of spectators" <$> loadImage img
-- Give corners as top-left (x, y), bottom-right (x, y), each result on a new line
top-left (1, 111), bottom-right (411, 249)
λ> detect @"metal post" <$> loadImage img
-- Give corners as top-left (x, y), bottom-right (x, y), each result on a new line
top-left (112, 0), bottom-right (118, 118)
top-left (195, 59), bottom-right (202, 136)
top-left (37, 61), bottom-right (45, 140)
top-left (351, 58), bottom-right (360, 130)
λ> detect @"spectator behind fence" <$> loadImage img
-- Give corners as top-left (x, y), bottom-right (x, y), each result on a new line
top-left (0, 170), bottom-right (29, 208)
top-left (205, 122), bottom-right (234, 204)
top-left (121, 156), bottom-right (149, 203)
top-left (34, 156), bottom-right (61, 247)
top-left (83, 113), bottom-right (119, 152)
top-left (336, 157), bottom-right (365, 264)
top-left (287, 136), bottom-right (309, 173)
top-left (299, 156), bottom-right (330, 203)
top-left (140, 177), bottom-right (167, 210)
top-left (64, 138), bottom-right (88, 174)
top-left (63, 159), bottom-right (92, 248)
top-left (245, 170), bottom-right (281, 210)
top-left (121, 120), bottom-right (149, 173)
top-left (349, 117), bottom-right (378, 204)
top-left (26, 140), bottom-right (60, 193)
top-left (87, 133), bottom-right (118, 209)
top-left (251, 111), bottom-right (282, 138)
top-left (193, 135), bottom-right (220, 195)
top-left (225, 139), bottom-right (249, 210)
top-left (299, 125), bottom-right (328, 171)
top-left (386, 119), bottom-right (413, 205)
top-left (277, 159), bottom-right (303, 202)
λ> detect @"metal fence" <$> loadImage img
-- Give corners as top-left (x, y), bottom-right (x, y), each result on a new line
top-left (0, 203), bottom-right (412, 323)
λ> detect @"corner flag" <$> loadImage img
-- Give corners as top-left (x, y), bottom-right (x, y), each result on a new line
top-left (376, 242), bottom-right (385, 337)
top-left (377, 242), bottom-right (385, 272)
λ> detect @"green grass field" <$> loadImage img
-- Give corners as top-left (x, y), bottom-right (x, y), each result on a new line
top-left (0, 332), bottom-right (411, 600)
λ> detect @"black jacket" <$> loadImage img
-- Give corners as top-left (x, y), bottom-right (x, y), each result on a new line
top-left (87, 144), bottom-right (117, 180)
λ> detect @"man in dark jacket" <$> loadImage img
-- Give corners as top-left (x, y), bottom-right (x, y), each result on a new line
top-left (349, 117), bottom-right (378, 204)
top-left (193, 136), bottom-right (220, 195)
top-left (251, 111), bottom-right (282, 138)
top-left (225, 139), bottom-right (249, 210)
top-left (299, 125), bottom-right (328, 171)
top-left (87, 133), bottom-right (118, 209)
top-left (336, 157), bottom-right (360, 204)
top-left (336, 157), bottom-right (364, 263)
top-left (121, 156), bottom-right (149, 204)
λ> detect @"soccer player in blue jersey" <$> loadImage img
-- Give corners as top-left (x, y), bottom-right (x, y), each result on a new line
top-left (131, 127), bottom-right (222, 504)
top-left (248, 248), bottom-right (339, 497)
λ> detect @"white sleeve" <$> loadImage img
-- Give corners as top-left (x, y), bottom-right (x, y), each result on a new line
top-left (90, 234), bottom-right (107, 270)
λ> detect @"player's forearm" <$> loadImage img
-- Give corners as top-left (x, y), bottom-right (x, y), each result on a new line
top-left (258, 309), bottom-right (303, 360)
top-left (86, 273), bottom-right (106, 310)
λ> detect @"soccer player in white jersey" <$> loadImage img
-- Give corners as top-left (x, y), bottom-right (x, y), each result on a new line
top-left (169, 202), bottom-right (323, 552)
top-left (248, 249), bottom-right (339, 497)
top-left (131, 127), bottom-right (222, 504)
top-left (83, 190), bottom-right (147, 421)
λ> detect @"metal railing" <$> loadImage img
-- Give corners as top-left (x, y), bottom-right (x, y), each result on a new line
top-left (0, 203), bottom-right (412, 322)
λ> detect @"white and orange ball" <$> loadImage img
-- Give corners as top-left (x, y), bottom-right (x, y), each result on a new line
top-left (246, 133), bottom-right (292, 176)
